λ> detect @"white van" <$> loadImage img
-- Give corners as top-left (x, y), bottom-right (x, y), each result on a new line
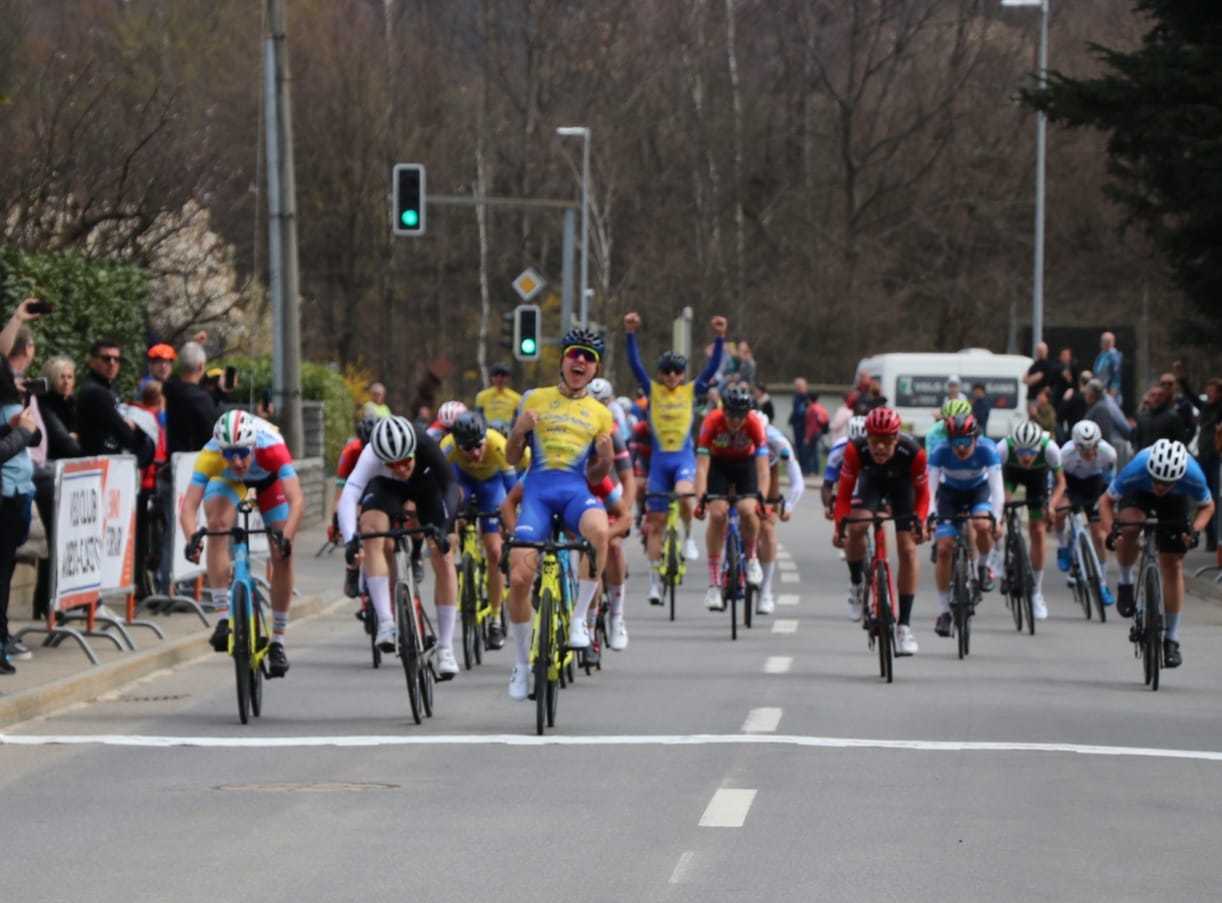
top-left (853, 349), bottom-right (1033, 439)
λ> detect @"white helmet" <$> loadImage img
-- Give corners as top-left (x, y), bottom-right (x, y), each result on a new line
top-left (438, 400), bottom-right (467, 428)
top-left (589, 378), bottom-right (613, 403)
top-left (371, 415), bottom-right (416, 463)
top-left (847, 415), bottom-right (867, 441)
top-left (756, 411), bottom-right (771, 427)
top-left (1011, 420), bottom-right (1044, 450)
top-left (213, 410), bottom-right (257, 449)
top-left (1071, 420), bottom-right (1102, 450)
top-left (1146, 438), bottom-right (1188, 482)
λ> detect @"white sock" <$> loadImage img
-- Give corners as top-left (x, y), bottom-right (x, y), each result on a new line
top-left (1034, 568), bottom-right (1044, 593)
top-left (938, 589), bottom-right (951, 613)
top-left (436, 604), bottom-right (457, 648)
top-left (367, 576), bottom-right (393, 626)
top-left (576, 579), bottom-right (598, 623)
top-left (609, 583), bottom-right (625, 617)
top-left (987, 547), bottom-right (1002, 570)
top-left (210, 588), bottom-right (228, 613)
top-left (761, 561), bottom-right (776, 595)
top-left (648, 566), bottom-right (662, 594)
top-left (1119, 564), bottom-right (1135, 585)
top-left (509, 619), bottom-right (531, 667)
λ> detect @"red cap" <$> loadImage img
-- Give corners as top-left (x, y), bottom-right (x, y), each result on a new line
top-left (147, 343), bottom-right (177, 361)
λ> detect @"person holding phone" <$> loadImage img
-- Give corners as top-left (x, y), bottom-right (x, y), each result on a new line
top-left (0, 298), bottom-right (46, 672)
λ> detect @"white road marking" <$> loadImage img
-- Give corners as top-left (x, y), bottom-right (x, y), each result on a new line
top-left (763, 656), bottom-right (793, 674)
top-left (778, 560), bottom-right (798, 572)
top-left (776, 549), bottom-right (792, 560)
top-left (780, 573), bottom-right (800, 584)
top-left (771, 619), bottom-right (798, 635)
top-left (699, 788), bottom-right (757, 827)
top-left (777, 594), bottom-right (799, 607)
top-left (741, 707), bottom-right (783, 733)
top-left (669, 851), bottom-right (696, 884)
top-left (5, 734), bottom-right (1222, 762)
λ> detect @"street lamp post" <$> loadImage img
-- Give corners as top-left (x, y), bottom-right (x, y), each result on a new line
top-left (1003, 0), bottom-right (1048, 356)
top-left (556, 126), bottom-right (591, 326)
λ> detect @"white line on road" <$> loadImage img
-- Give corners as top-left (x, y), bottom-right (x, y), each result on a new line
top-left (763, 656), bottom-right (793, 674)
top-left (771, 619), bottom-right (798, 635)
top-left (777, 594), bottom-right (799, 607)
top-left (780, 573), bottom-right (800, 584)
top-left (741, 707), bottom-right (783, 733)
top-left (776, 549), bottom-right (792, 560)
top-left (6, 733), bottom-right (1222, 762)
top-left (669, 851), bottom-right (697, 884)
top-left (778, 560), bottom-right (798, 572)
top-left (698, 788), bottom-right (757, 827)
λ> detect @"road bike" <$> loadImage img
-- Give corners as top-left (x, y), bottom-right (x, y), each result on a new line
top-left (188, 500), bottom-right (284, 725)
top-left (704, 492), bottom-right (761, 641)
top-left (1057, 503), bottom-right (1107, 623)
top-left (355, 522), bottom-right (441, 723)
top-left (932, 512), bottom-right (989, 660)
top-left (506, 529), bottom-right (591, 735)
top-left (455, 502), bottom-right (502, 670)
top-left (645, 491), bottom-right (695, 621)
top-left (1000, 500), bottom-right (1036, 635)
top-left (841, 511), bottom-right (903, 683)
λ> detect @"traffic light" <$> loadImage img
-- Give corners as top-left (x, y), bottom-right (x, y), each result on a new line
top-left (392, 163), bottom-right (426, 235)
top-left (513, 304), bottom-right (541, 361)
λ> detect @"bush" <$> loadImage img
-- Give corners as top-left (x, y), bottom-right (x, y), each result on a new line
top-left (213, 354), bottom-right (359, 469)
top-left (1, 248), bottom-right (148, 396)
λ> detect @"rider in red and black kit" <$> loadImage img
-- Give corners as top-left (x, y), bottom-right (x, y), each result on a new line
top-left (832, 406), bottom-right (930, 655)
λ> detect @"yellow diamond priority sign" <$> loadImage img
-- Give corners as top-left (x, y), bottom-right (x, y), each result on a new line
top-left (512, 268), bottom-right (545, 302)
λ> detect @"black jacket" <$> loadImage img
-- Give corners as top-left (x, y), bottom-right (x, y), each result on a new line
top-left (1135, 403), bottom-right (1187, 451)
top-left (38, 392), bottom-right (82, 461)
top-left (164, 376), bottom-right (219, 455)
top-left (76, 369), bottom-right (154, 465)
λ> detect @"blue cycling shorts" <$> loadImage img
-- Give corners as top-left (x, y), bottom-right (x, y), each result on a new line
top-left (513, 471), bottom-right (604, 541)
top-left (646, 449), bottom-right (697, 512)
top-left (934, 483), bottom-right (992, 540)
top-left (456, 471), bottom-right (506, 534)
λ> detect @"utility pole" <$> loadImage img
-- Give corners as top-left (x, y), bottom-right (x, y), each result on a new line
top-left (267, 0), bottom-right (303, 455)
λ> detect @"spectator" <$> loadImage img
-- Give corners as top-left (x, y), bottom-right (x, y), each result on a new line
top-left (721, 341), bottom-right (742, 386)
top-left (76, 339), bottom-right (154, 464)
top-left (1193, 377), bottom-right (1221, 551)
top-left (133, 381), bottom-right (168, 598)
top-left (38, 356), bottom-right (81, 460)
top-left (943, 374), bottom-right (964, 409)
top-left (828, 393), bottom-right (854, 442)
top-left (364, 381), bottom-right (391, 420)
top-left (164, 341), bottom-right (218, 455)
top-left (803, 392), bottom-right (830, 474)
top-left (1164, 365), bottom-right (1198, 444)
top-left (1092, 331), bottom-right (1123, 404)
top-left (734, 341), bottom-right (757, 388)
top-left (1084, 378), bottom-right (1132, 445)
top-left (1134, 381), bottom-right (1187, 450)
top-left (202, 367), bottom-right (238, 406)
top-left (844, 369), bottom-right (872, 412)
top-left (789, 378), bottom-right (811, 471)
top-left (1030, 385), bottom-right (1057, 434)
top-left (139, 343), bottom-right (176, 397)
top-left (753, 383), bottom-right (774, 423)
top-left (1057, 370), bottom-right (1093, 441)
top-left (5, 324), bottom-right (47, 467)
top-left (0, 298), bottom-right (45, 672)
top-left (1052, 347), bottom-right (1076, 402)
top-left (855, 379), bottom-right (887, 414)
top-left (971, 382), bottom-right (993, 435)
top-left (413, 403), bottom-right (433, 433)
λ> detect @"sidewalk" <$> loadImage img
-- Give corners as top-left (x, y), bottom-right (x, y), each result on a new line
top-left (0, 522), bottom-right (346, 726)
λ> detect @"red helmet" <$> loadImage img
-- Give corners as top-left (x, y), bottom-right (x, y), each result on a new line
top-left (864, 407), bottom-right (901, 437)
top-left (946, 413), bottom-right (978, 438)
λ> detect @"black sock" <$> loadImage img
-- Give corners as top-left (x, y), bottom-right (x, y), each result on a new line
top-left (848, 561), bottom-right (864, 584)
top-left (899, 593), bottom-right (914, 626)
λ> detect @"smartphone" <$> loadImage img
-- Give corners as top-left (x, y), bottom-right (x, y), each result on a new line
top-left (224, 366), bottom-right (237, 390)
top-left (27, 301), bottom-right (54, 315)
top-left (23, 377), bottom-right (50, 396)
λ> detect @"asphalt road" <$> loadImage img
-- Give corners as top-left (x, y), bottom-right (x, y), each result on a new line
top-left (4, 501), bottom-right (1222, 902)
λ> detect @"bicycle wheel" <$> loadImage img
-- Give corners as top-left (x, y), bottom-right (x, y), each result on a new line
top-left (396, 582), bottom-right (423, 725)
top-left (726, 539), bottom-right (740, 641)
top-left (666, 528), bottom-right (679, 622)
top-left (1074, 532), bottom-right (1093, 620)
top-left (250, 590), bottom-right (267, 718)
top-left (460, 555), bottom-right (477, 670)
top-left (1144, 564), bottom-right (1162, 692)
top-left (364, 597), bottom-right (382, 669)
top-left (534, 588), bottom-right (554, 735)
top-left (231, 583), bottom-right (251, 725)
top-left (954, 549), bottom-right (970, 660)
top-left (876, 566), bottom-right (893, 683)
top-left (1082, 537), bottom-right (1107, 623)
top-left (1015, 532), bottom-right (1036, 636)
top-left (418, 605), bottom-right (436, 718)
top-left (1005, 539), bottom-right (1023, 632)
top-left (745, 583), bottom-right (755, 629)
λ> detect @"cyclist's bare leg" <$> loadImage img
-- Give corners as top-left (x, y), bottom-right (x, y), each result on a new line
top-left (1159, 552), bottom-right (1185, 614)
top-left (428, 535), bottom-right (458, 652)
top-left (1028, 516), bottom-right (1047, 572)
top-left (737, 497), bottom-right (760, 552)
top-left (1114, 507), bottom-right (1144, 568)
top-left (574, 508), bottom-right (610, 625)
top-left (896, 530), bottom-right (919, 595)
top-left (266, 519), bottom-right (292, 634)
top-left (203, 497), bottom-right (236, 602)
top-left (507, 548), bottom-right (538, 625)
top-left (705, 500), bottom-right (729, 562)
top-left (645, 510), bottom-right (666, 560)
top-left (971, 515), bottom-right (994, 558)
top-left (676, 478), bottom-right (695, 533)
top-left (935, 536), bottom-right (954, 592)
top-left (482, 531), bottom-right (503, 614)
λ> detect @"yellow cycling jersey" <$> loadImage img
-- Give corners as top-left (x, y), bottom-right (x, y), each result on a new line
top-left (648, 381), bottom-right (697, 452)
top-left (519, 386), bottom-right (613, 476)
top-left (474, 386), bottom-right (522, 426)
top-left (440, 428), bottom-right (529, 481)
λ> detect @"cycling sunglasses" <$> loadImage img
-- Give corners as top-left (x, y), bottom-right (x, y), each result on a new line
top-left (564, 346), bottom-right (600, 363)
top-left (222, 447), bottom-right (252, 461)
top-left (950, 436), bottom-right (975, 450)
top-left (458, 439), bottom-right (484, 452)
top-left (659, 365), bottom-right (685, 376)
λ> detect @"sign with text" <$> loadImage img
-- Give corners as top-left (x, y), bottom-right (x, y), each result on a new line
top-left (98, 456), bottom-right (138, 594)
top-left (52, 459), bottom-right (105, 612)
top-left (894, 375), bottom-right (1019, 410)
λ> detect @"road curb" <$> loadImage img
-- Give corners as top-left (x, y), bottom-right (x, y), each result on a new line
top-left (1189, 572), bottom-right (1222, 606)
top-left (0, 593), bottom-right (343, 728)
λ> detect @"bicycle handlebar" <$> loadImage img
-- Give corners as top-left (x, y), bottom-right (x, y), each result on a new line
top-left (701, 492), bottom-right (763, 503)
top-left (504, 537), bottom-right (594, 554)
top-left (645, 491), bottom-right (697, 501)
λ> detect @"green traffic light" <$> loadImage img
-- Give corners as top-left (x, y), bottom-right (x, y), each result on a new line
top-left (520, 338), bottom-right (537, 355)
top-left (400, 209), bottom-right (420, 228)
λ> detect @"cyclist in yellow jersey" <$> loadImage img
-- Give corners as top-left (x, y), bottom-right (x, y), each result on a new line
top-left (503, 327), bottom-right (613, 701)
top-left (474, 362), bottom-right (522, 432)
top-left (624, 311), bottom-right (728, 604)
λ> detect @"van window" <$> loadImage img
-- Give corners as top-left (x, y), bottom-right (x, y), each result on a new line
top-left (895, 375), bottom-right (1019, 409)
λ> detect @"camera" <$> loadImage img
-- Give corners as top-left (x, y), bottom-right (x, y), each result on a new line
top-left (22, 377), bottom-right (50, 397)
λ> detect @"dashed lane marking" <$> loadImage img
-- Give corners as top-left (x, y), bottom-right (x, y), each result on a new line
top-left (780, 573), bottom-right (800, 584)
top-left (698, 788), bottom-right (757, 827)
top-left (763, 656), bottom-right (793, 674)
top-left (669, 851), bottom-right (697, 884)
top-left (771, 619), bottom-right (798, 635)
top-left (777, 594), bottom-right (799, 607)
top-left (741, 708), bottom-right (783, 733)
top-left (778, 560), bottom-right (798, 572)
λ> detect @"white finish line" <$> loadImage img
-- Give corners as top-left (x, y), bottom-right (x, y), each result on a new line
top-left (4, 733), bottom-right (1222, 762)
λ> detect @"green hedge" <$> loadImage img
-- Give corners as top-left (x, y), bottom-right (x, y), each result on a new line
top-left (213, 354), bottom-right (357, 469)
top-left (1, 248), bottom-right (148, 396)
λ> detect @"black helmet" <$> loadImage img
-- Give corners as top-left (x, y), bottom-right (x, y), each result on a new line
top-left (490, 362), bottom-right (511, 377)
top-left (723, 384), bottom-right (753, 414)
top-left (451, 411), bottom-right (486, 449)
top-left (656, 350), bottom-right (687, 373)
top-left (356, 413), bottom-right (380, 443)
top-left (561, 326), bottom-right (604, 359)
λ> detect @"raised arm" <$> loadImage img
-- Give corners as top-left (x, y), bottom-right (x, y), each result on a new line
top-left (694, 316), bottom-right (729, 394)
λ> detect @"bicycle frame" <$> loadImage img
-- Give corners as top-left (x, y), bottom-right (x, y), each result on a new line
top-left (842, 511), bottom-right (901, 682)
top-left (646, 491), bottom-right (694, 622)
top-left (1058, 504), bottom-right (1106, 623)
